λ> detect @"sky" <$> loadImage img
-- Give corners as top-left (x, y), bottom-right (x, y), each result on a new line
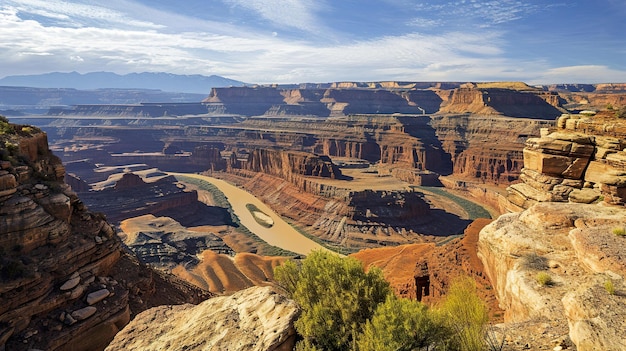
top-left (1, 0), bottom-right (625, 84)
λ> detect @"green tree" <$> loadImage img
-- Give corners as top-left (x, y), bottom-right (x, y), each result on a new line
top-left (438, 276), bottom-right (489, 351)
top-left (275, 250), bottom-right (391, 351)
top-left (355, 295), bottom-right (451, 351)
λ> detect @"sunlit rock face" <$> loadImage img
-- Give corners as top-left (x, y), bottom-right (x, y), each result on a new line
top-left (478, 202), bottom-right (626, 351)
top-left (106, 286), bottom-right (299, 351)
top-left (507, 112), bottom-right (626, 209)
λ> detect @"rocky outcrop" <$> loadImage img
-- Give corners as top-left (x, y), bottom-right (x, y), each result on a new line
top-left (1, 123), bottom-right (213, 350)
top-left (78, 173), bottom-right (202, 223)
top-left (478, 202), bottom-right (626, 350)
top-left (105, 286), bottom-right (299, 351)
top-left (0, 128), bottom-right (129, 350)
top-left (507, 111), bottom-right (626, 209)
top-left (120, 215), bottom-right (234, 270)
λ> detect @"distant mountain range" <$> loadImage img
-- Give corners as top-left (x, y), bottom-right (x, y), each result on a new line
top-left (0, 72), bottom-right (246, 94)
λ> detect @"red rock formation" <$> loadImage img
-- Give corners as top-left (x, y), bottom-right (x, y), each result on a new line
top-left (1, 127), bottom-right (209, 350)
top-left (228, 148), bottom-right (342, 181)
top-left (1, 130), bottom-right (128, 350)
top-left (440, 87), bottom-right (564, 118)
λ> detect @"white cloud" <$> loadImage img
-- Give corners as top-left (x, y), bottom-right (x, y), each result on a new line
top-left (222, 0), bottom-right (326, 33)
top-left (530, 65), bottom-right (626, 84)
top-left (0, 1), bottom-right (623, 84)
top-left (5, 0), bottom-right (164, 29)
top-left (414, 0), bottom-right (540, 26)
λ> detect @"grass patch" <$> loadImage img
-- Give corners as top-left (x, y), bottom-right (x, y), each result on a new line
top-left (245, 203), bottom-right (274, 228)
top-left (604, 280), bottom-right (616, 295)
top-left (536, 272), bottom-right (553, 286)
top-left (412, 186), bottom-right (492, 220)
top-left (612, 227), bottom-right (626, 237)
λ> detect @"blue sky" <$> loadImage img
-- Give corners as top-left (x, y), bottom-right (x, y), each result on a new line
top-left (1, 0), bottom-right (625, 84)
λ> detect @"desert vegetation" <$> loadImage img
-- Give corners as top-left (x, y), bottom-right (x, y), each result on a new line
top-left (604, 279), bottom-right (616, 295)
top-left (275, 250), bottom-right (491, 351)
top-left (535, 271), bottom-right (553, 286)
top-left (612, 227), bottom-right (626, 237)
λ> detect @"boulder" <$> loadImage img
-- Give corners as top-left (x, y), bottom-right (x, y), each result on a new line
top-left (86, 289), bottom-right (111, 305)
top-left (71, 306), bottom-right (97, 321)
top-left (562, 282), bottom-right (626, 351)
top-left (106, 286), bottom-right (299, 351)
top-left (60, 275), bottom-right (81, 291)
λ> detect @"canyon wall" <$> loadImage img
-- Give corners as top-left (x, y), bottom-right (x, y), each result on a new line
top-left (0, 128), bottom-right (129, 350)
top-left (0, 123), bottom-right (209, 350)
top-left (478, 111), bottom-right (626, 350)
top-left (200, 84), bottom-right (567, 118)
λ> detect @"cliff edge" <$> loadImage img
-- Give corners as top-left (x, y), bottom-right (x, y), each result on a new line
top-left (0, 119), bottom-right (129, 350)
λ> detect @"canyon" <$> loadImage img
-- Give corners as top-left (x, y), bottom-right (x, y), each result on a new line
top-left (0, 122), bottom-right (210, 350)
top-left (2, 80), bottom-right (626, 350)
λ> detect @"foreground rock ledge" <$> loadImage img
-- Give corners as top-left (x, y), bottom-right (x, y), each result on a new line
top-left (478, 202), bottom-right (626, 351)
top-left (105, 286), bottom-right (299, 351)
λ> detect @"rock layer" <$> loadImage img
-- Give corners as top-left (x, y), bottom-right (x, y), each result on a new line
top-left (507, 111), bottom-right (626, 209)
top-left (1, 128), bottom-right (129, 350)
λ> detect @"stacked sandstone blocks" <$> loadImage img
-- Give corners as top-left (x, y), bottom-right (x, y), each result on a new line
top-left (507, 112), bottom-right (626, 208)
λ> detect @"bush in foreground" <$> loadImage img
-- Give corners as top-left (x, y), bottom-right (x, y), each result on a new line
top-left (275, 250), bottom-right (491, 351)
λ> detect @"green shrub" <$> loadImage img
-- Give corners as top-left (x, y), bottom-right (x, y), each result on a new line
top-left (355, 295), bottom-right (450, 351)
top-left (616, 106), bottom-right (626, 119)
top-left (536, 272), bottom-right (553, 286)
top-left (612, 227), bottom-right (626, 237)
top-left (276, 255), bottom-right (497, 351)
top-left (604, 280), bottom-right (616, 295)
top-left (438, 276), bottom-right (489, 351)
top-left (21, 126), bottom-right (35, 135)
top-left (275, 250), bottom-right (391, 351)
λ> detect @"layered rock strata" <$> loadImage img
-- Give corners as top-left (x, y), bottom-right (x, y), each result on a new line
top-left (201, 84), bottom-right (565, 118)
top-left (1, 123), bottom-right (210, 350)
top-left (478, 202), bottom-right (626, 351)
top-left (0, 128), bottom-right (128, 350)
top-left (507, 112), bottom-right (626, 209)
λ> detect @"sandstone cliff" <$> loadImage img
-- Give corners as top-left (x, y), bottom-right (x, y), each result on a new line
top-left (1, 123), bottom-right (128, 350)
top-left (106, 286), bottom-right (299, 351)
top-left (0, 120), bottom-right (210, 350)
top-left (507, 111), bottom-right (626, 209)
top-left (478, 202), bottom-right (626, 351)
